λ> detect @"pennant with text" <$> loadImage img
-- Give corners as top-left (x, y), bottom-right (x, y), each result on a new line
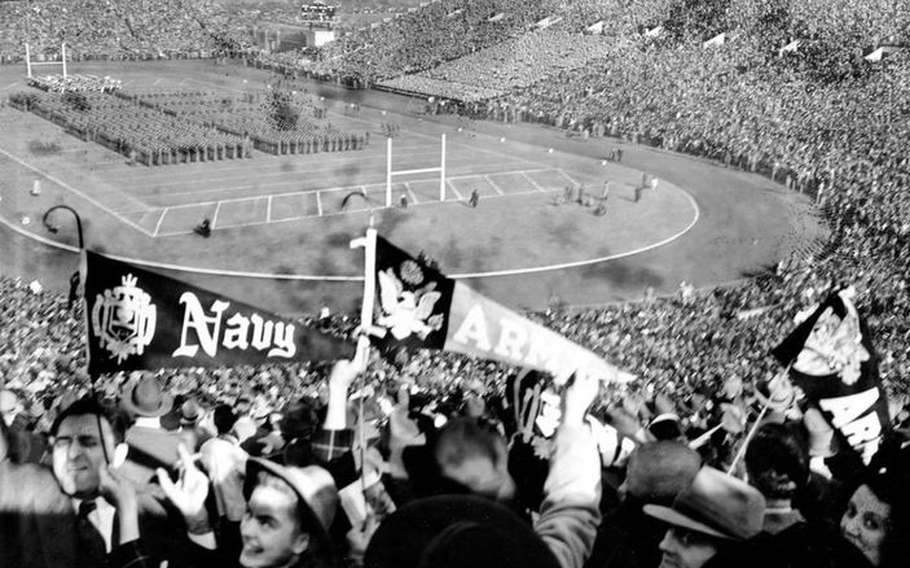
top-left (84, 251), bottom-right (354, 375)
top-left (371, 236), bottom-right (633, 384)
top-left (771, 288), bottom-right (890, 463)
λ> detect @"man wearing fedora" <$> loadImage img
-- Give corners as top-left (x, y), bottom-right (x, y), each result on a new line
top-left (47, 397), bottom-right (196, 568)
top-left (643, 466), bottom-right (766, 568)
top-left (588, 441), bottom-right (702, 568)
top-left (177, 398), bottom-right (213, 452)
top-left (120, 374), bottom-right (185, 489)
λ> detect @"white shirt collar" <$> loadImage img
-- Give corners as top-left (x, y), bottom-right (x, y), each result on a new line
top-left (72, 496), bottom-right (116, 553)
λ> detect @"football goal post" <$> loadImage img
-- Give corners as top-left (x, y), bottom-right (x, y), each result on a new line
top-left (385, 134), bottom-right (446, 207)
top-left (25, 42), bottom-right (68, 79)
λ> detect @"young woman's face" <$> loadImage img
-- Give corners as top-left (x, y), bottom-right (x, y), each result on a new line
top-left (841, 484), bottom-right (891, 566)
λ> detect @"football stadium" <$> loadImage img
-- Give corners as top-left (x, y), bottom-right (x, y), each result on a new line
top-left (0, 0), bottom-right (908, 567)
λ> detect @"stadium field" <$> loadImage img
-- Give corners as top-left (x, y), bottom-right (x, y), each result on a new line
top-left (0, 60), bottom-right (826, 314)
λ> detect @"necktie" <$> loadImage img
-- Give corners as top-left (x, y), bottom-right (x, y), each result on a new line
top-left (76, 500), bottom-right (107, 568)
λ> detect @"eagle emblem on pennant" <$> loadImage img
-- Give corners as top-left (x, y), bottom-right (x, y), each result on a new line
top-left (793, 291), bottom-right (870, 386)
top-left (376, 261), bottom-right (443, 340)
top-left (91, 274), bottom-right (157, 363)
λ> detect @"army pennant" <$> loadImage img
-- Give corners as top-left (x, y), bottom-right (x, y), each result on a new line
top-left (771, 288), bottom-right (890, 463)
top-left (371, 236), bottom-right (633, 384)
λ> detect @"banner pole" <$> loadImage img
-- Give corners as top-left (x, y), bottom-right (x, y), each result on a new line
top-left (439, 133), bottom-right (446, 202)
top-left (386, 138), bottom-right (392, 208)
top-left (350, 227), bottom-right (378, 357)
top-left (727, 403), bottom-right (768, 475)
top-left (350, 227), bottom-right (377, 499)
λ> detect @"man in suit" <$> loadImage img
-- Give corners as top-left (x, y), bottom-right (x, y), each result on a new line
top-left (50, 397), bottom-right (192, 567)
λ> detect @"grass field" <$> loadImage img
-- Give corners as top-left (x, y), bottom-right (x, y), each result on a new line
top-left (0, 60), bottom-right (824, 314)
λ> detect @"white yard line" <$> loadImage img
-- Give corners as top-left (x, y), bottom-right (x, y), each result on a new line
top-left (446, 180), bottom-right (464, 201)
top-left (211, 201), bottom-right (222, 228)
top-left (404, 182), bottom-right (420, 204)
top-left (521, 171), bottom-right (548, 192)
top-left (153, 208), bottom-right (168, 237)
top-left (558, 169), bottom-right (580, 186)
top-left (485, 175), bottom-right (505, 195)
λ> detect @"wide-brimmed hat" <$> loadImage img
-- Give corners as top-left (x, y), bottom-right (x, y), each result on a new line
top-left (643, 466), bottom-right (765, 541)
top-left (244, 458), bottom-right (338, 548)
top-left (120, 375), bottom-right (173, 417)
top-left (365, 495), bottom-right (560, 568)
top-left (179, 399), bottom-right (202, 424)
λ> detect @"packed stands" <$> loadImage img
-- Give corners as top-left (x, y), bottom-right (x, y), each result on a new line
top-left (313, 0), bottom-right (555, 86)
top-left (0, 0), bottom-right (254, 63)
top-left (377, 30), bottom-right (617, 102)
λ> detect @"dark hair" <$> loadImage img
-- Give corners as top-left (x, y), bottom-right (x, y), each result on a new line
top-left (280, 397), bottom-right (320, 441)
top-left (860, 470), bottom-right (910, 568)
top-left (744, 422), bottom-right (809, 500)
top-left (213, 404), bottom-right (238, 435)
top-left (435, 417), bottom-right (505, 469)
top-left (50, 397), bottom-right (123, 443)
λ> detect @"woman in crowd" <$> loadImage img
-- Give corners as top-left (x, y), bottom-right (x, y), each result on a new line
top-left (840, 469), bottom-right (910, 568)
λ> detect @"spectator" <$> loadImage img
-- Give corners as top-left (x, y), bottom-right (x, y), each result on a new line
top-left (158, 449), bottom-right (340, 568)
top-left (587, 441), bottom-right (702, 568)
top-left (839, 470), bottom-right (910, 568)
top-left (119, 374), bottom-right (184, 489)
top-left (643, 466), bottom-right (766, 568)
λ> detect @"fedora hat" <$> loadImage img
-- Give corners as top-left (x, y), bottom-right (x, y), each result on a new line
top-left (121, 375), bottom-right (173, 417)
top-left (244, 458), bottom-right (338, 548)
top-left (365, 494), bottom-right (560, 568)
top-left (643, 466), bottom-right (765, 541)
top-left (179, 399), bottom-right (202, 424)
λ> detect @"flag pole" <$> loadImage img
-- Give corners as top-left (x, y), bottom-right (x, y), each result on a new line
top-left (726, 362), bottom-right (793, 474)
top-left (350, 225), bottom-right (378, 347)
top-left (726, 404), bottom-right (768, 475)
top-left (350, 224), bottom-right (378, 499)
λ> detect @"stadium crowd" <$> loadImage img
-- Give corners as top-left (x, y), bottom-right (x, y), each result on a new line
top-left (0, 0), bottom-right (252, 63)
top-left (1, 269), bottom-right (910, 568)
top-left (377, 30), bottom-right (617, 102)
top-left (3, 0), bottom-right (910, 567)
